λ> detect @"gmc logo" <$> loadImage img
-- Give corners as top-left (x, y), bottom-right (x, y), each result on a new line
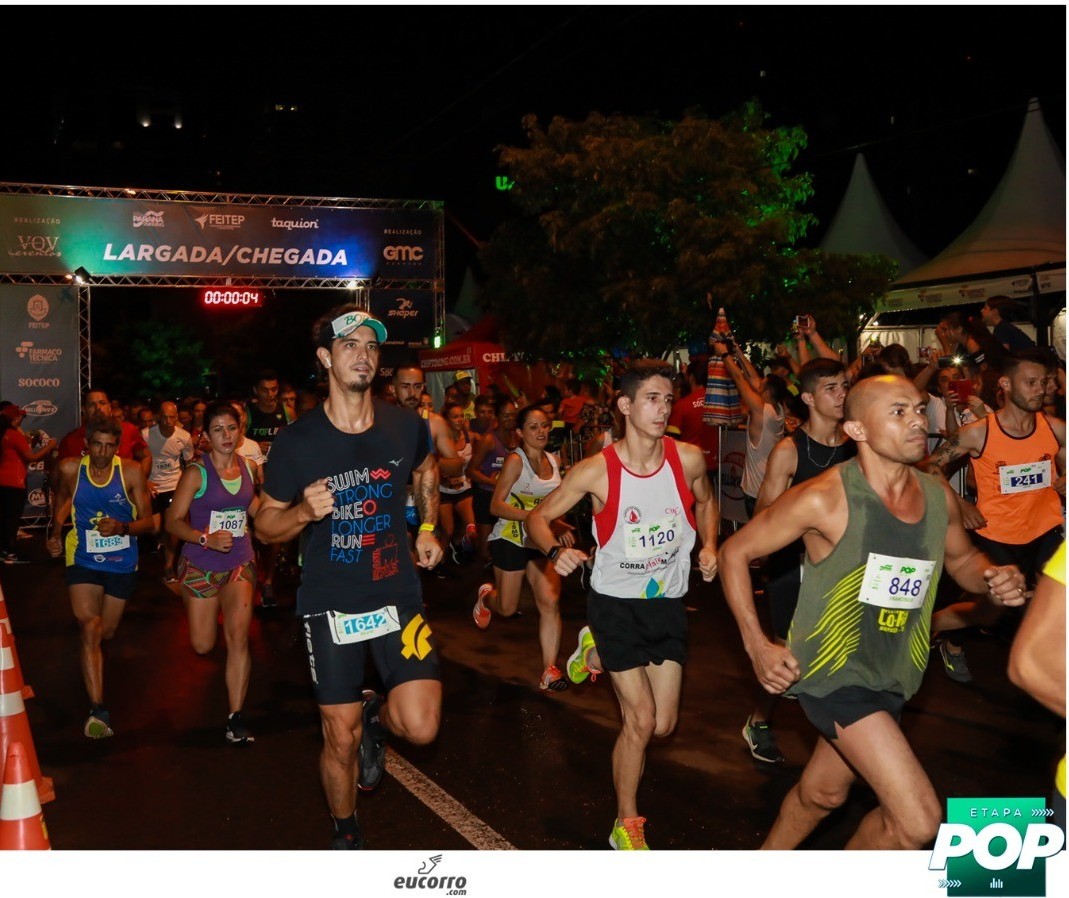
top-left (382, 245), bottom-right (424, 262)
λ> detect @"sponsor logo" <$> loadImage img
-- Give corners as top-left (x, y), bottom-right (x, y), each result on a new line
top-left (930, 797), bottom-right (1064, 896)
top-left (623, 505), bottom-right (642, 524)
top-left (28, 488), bottom-right (47, 508)
top-left (387, 297), bottom-right (419, 319)
top-left (270, 217), bottom-right (319, 230)
top-left (21, 399), bottom-right (58, 417)
top-left (27, 294), bottom-right (49, 321)
top-left (133, 210), bottom-right (165, 228)
top-left (482, 351), bottom-right (507, 363)
top-left (193, 213), bottom-right (245, 230)
top-left (17, 377), bottom-right (60, 387)
top-left (393, 854), bottom-right (467, 893)
top-left (369, 468), bottom-right (391, 481)
top-left (400, 614), bottom-right (433, 661)
top-left (9, 235), bottom-right (61, 257)
top-left (383, 244), bottom-right (424, 263)
top-left (15, 341), bottom-right (63, 364)
top-left (720, 450), bottom-right (745, 502)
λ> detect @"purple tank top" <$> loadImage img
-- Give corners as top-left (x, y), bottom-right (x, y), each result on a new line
top-left (477, 431), bottom-right (509, 491)
top-left (182, 459), bottom-right (256, 571)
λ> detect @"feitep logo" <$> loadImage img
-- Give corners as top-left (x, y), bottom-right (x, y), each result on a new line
top-left (929, 797), bottom-right (1063, 896)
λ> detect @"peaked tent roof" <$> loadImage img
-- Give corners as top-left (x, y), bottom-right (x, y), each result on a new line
top-left (881, 98), bottom-right (1065, 310)
top-left (820, 153), bottom-right (928, 272)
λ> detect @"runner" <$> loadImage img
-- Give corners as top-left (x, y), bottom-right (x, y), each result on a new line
top-left (47, 417), bottom-right (153, 739)
top-left (254, 306), bottom-right (443, 850)
top-left (165, 401), bottom-right (260, 744)
top-left (526, 359), bottom-right (719, 850)
top-left (143, 399), bottom-right (194, 582)
top-left (467, 396), bottom-right (519, 567)
top-left (473, 404), bottom-right (575, 691)
top-left (718, 374), bottom-right (1027, 849)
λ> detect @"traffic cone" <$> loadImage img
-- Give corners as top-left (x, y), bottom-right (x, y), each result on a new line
top-left (0, 594), bottom-right (33, 700)
top-left (0, 628), bottom-right (52, 804)
top-left (0, 741), bottom-right (51, 849)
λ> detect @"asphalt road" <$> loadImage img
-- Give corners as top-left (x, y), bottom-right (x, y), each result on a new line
top-left (1, 529), bottom-right (1064, 856)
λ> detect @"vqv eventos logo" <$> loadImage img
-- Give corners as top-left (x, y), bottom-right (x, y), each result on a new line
top-left (929, 797), bottom-right (1063, 897)
top-left (15, 341), bottom-right (63, 364)
top-left (393, 854), bottom-right (468, 894)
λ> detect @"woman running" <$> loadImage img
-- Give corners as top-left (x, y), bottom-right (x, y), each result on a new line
top-left (466, 396), bottom-right (519, 567)
top-left (438, 399), bottom-right (476, 564)
top-left (166, 400), bottom-right (260, 744)
top-left (473, 405), bottom-right (575, 691)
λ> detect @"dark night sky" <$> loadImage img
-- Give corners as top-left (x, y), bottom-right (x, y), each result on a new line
top-left (1, 3), bottom-right (1064, 390)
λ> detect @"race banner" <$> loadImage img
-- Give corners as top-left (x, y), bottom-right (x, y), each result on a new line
top-left (1, 193), bottom-right (440, 280)
top-left (369, 289), bottom-right (435, 346)
top-left (0, 284), bottom-right (80, 518)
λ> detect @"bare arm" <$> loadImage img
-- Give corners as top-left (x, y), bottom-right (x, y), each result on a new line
top-left (679, 440), bottom-right (719, 581)
top-left (527, 454), bottom-right (607, 576)
top-left (255, 479), bottom-right (334, 544)
top-left (718, 481), bottom-right (833, 693)
top-left (799, 318), bottom-right (840, 362)
top-left (429, 414), bottom-right (464, 478)
top-left (1008, 561), bottom-right (1066, 716)
top-left (488, 454), bottom-right (525, 521)
top-left (46, 459), bottom-right (77, 557)
top-left (712, 341), bottom-right (765, 417)
top-left (939, 478), bottom-right (1026, 603)
top-left (753, 436), bottom-right (797, 515)
top-left (466, 433), bottom-right (496, 489)
top-left (411, 450), bottom-right (443, 569)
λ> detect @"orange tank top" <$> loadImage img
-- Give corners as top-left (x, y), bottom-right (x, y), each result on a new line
top-left (972, 413), bottom-right (1063, 545)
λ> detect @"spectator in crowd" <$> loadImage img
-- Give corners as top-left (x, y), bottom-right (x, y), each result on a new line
top-left (0, 403), bottom-right (57, 564)
top-left (981, 296), bottom-right (1036, 351)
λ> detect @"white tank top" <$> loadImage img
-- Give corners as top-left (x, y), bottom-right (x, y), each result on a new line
top-left (742, 403), bottom-right (784, 499)
top-left (590, 438), bottom-right (697, 599)
top-left (488, 449), bottom-right (561, 548)
top-left (440, 439), bottom-right (473, 495)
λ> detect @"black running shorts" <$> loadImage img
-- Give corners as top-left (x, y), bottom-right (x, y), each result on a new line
top-left (65, 565), bottom-right (138, 600)
top-left (796, 685), bottom-right (905, 741)
top-left (586, 588), bottom-right (687, 672)
top-left (303, 605), bottom-right (441, 705)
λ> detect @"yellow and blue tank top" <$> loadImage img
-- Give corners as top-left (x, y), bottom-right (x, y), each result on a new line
top-left (65, 455), bottom-right (139, 572)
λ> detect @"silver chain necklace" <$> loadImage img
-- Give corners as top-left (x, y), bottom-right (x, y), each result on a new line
top-left (803, 428), bottom-right (839, 469)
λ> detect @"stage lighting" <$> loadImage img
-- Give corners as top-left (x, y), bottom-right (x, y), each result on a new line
top-left (73, 266), bottom-right (91, 285)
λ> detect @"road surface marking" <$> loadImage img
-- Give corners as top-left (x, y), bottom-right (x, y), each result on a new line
top-left (386, 748), bottom-right (516, 850)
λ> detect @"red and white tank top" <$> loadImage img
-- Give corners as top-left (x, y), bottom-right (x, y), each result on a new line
top-left (590, 438), bottom-right (697, 599)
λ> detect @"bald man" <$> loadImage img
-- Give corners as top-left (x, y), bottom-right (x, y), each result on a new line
top-left (719, 375), bottom-right (1027, 850)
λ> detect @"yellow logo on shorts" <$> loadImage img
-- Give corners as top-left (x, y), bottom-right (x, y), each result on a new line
top-left (401, 613), bottom-right (433, 660)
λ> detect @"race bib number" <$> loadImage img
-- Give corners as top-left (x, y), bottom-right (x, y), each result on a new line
top-left (998, 460), bottom-right (1052, 494)
top-left (86, 530), bottom-right (130, 554)
top-left (328, 606), bottom-right (401, 645)
top-left (624, 515), bottom-right (680, 560)
top-left (209, 508), bottom-right (247, 538)
top-left (858, 552), bottom-right (935, 610)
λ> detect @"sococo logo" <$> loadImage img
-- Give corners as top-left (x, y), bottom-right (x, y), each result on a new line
top-left (929, 797), bottom-right (1063, 896)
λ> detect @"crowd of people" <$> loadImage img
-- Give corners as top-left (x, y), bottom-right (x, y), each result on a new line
top-left (0, 294), bottom-right (1063, 853)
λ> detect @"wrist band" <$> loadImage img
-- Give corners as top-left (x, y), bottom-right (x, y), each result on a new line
top-left (418, 523), bottom-right (436, 533)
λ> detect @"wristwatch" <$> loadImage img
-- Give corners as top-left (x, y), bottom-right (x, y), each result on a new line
top-left (199, 532), bottom-right (208, 548)
top-left (546, 545), bottom-right (562, 561)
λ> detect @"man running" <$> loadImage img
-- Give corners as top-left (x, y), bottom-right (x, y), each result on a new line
top-left (922, 349), bottom-right (1065, 681)
top-left (741, 357), bottom-right (854, 765)
top-left (143, 400), bottom-right (194, 582)
top-left (47, 417), bottom-right (152, 739)
top-left (718, 375), bottom-right (1027, 849)
top-left (254, 307), bottom-right (443, 850)
top-left (526, 358), bottom-right (719, 851)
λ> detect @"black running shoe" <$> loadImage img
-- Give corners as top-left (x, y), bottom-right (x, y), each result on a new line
top-left (330, 825), bottom-right (365, 850)
top-left (357, 691), bottom-right (387, 791)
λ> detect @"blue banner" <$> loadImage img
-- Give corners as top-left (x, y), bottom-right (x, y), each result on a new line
top-left (0, 284), bottom-right (80, 518)
top-left (1, 193), bottom-right (440, 280)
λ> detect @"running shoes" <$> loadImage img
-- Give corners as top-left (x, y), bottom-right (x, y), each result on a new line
top-left (566, 626), bottom-right (600, 684)
top-left (742, 714), bottom-right (785, 765)
top-left (609, 816), bottom-right (649, 850)
top-left (473, 584), bottom-right (493, 629)
top-left (358, 691), bottom-right (387, 791)
top-left (539, 665), bottom-right (568, 692)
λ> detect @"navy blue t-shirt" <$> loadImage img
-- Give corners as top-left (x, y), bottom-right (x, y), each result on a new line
top-left (263, 400), bottom-right (429, 616)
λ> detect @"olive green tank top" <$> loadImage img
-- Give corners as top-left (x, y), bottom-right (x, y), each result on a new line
top-left (788, 457), bottom-right (948, 701)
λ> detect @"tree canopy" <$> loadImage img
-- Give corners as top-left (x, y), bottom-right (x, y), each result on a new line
top-left (478, 102), bottom-right (896, 364)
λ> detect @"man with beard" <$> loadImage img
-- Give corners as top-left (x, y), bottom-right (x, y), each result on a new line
top-left (923, 350), bottom-right (1065, 682)
top-left (255, 308), bottom-right (443, 849)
